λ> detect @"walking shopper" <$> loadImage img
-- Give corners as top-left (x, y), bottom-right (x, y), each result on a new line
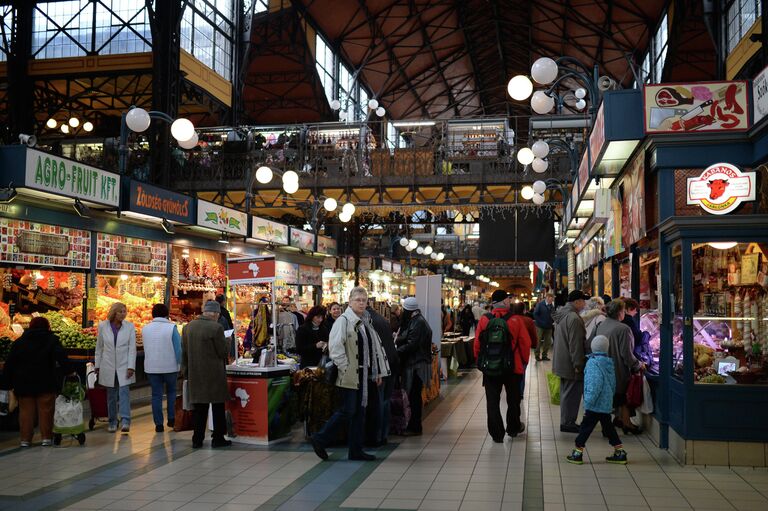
top-left (366, 304), bottom-right (399, 446)
top-left (182, 300), bottom-right (231, 448)
top-left (593, 299), bottom-right (645, 434)
top-left (95, 302), bottom-right (137, 433)
top-left (396, 297), bottom-right (433, 436)
top-left (552, 290), bottom-right (587, 433)
top-left (142, 304), bottom-right (182, 432)
top-left (474, 290), bottom-right (532, 442)
top-left (566, 335), bottom-right (628, 465)
top-left (1, 317), bottom-right (71, 447)
top-left (533, 293), bottom-right (555, 361)
top-left (459, 304), bottom-right (475, 336)
top-left (310, 287), bottom-right (390, 461)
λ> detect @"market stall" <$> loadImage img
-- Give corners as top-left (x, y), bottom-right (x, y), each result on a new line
top-left (169, 245), bottom-right (227, 324)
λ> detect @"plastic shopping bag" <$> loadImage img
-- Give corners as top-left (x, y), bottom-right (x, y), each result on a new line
top-left (86, 362), bottom-right (97, 389)
top-left (637, 375), bottom-right (654, 414)
top-left (546, 372), bottom-right (560, 405)
top-left (54, 395), bottom-right (84, 433)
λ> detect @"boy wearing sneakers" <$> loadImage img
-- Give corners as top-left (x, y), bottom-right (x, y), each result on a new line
top-left (567, 335), bottom-right (628, 465)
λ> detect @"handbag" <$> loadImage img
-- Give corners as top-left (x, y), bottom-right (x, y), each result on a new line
top-left (626, 372), bottom-right (644, 408)
top-left (320, 353), bottom-right (338, 385)
top-left (546, 372), bottom-right (560, 405)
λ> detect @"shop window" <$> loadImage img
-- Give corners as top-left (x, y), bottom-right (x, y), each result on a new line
top-left (691, 241), bottom-right (767, 385)
top-left (180, 0), bottom-right (234, 80)
top-left (727, 0), bottom-right (762, 54)
top-left (671, 242), bottom-right (684, 380)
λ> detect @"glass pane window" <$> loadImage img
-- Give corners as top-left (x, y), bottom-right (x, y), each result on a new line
top-left (253, 0), bottom-right (269, 14)
top-left (727, 0), bottom-right (762, 54)
top-left (652, 13), bottom-right (668, 82)
top-left (672, 242), bottom-right (684, 380)
top-left (315, 34), bottom-right (335, 104)
top-left (0, 5), bottom-right (13, 62)
top-left (358, 87), bottom-right (369, 121)
top-left (33, 0), bottom-right (91, 59)
top-left (94, 0), bottom-right (152, 55)
top-left (180, 0), bottom-right (234, 80)
top-left (691, 241), bottom-right (768, 385)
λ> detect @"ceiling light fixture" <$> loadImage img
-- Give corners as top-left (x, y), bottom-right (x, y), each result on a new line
top-left (0, 184), bottom-right (17, 204)
top-left (72, 198), bottom-right (90, 218)
top-left (161, 218), bottom-right (174, 235)
top-left (218, 232), bottom-right (230, 244)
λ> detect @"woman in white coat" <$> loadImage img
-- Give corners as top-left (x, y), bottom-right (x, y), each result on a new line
top-left (95, 302), bottom-right (137, 433)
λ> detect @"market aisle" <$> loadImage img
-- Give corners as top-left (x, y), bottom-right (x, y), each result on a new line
top-left (0, 366), bottom-right (767, 511)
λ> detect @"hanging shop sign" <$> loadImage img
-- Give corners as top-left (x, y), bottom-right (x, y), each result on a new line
top-left (620, 151), bottom-right (646, 247)
top-left (228, 257), bottom-right (276, 283)
top-left (275, 261), bottom-right (299, 283)
top-left (197, 200), bottom-right (248, 236)
top-left (603, 188), bottom-right (624, 258)
top-left (289, 228), bottom-right (315, 252)
top-left (686, 163), bottom-right (756, 215)
top-left (392, 262), bottom-right (403, 275)
top-left (643, 81), bottom-right (749, 133)
top-left (589, 103), bottom-right (606, 173)
top-left (24, 149), bottom-right (120, 206)
top-left (299, 265), bottom-right (323, 286)
top-left (96, 233), bottom-right (167, 273)
top-left (577, 150), bottom-right (590, 197)
top-left (382, 260), bottom-right (393, 273)
top-left (251, 216), bottom-right (289, 245)
top-left (317, 235), bottom-right (337, 256)
top-left (753, 65), bottom-right (768, 125)
top-left (0, 218), bottom-right (90, 268)
top-left (127, 181), bottom-right (194, 224)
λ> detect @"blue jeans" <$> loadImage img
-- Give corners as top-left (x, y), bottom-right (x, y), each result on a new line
top-left (313, 386), bottom-right (365, 457)
top-left (107, 377), bottom-right (131, 426)
top-left (376, 376), bottom-right (394, 443)
top-left (147, 372), bottom-right (177, 426)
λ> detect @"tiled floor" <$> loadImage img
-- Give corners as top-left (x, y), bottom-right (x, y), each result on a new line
top-left (1, 361), bottom-right (767, 510)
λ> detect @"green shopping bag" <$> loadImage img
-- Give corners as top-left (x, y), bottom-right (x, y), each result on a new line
top-left (546, 372), bottom-right (560, 405)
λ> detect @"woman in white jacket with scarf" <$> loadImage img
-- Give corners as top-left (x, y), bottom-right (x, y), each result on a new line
top-left (310, 286), bottom-right (390, 462)
top-left (95, 302), bottom-right (137, 433)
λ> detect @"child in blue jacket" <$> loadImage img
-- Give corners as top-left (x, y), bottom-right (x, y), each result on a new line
top-left (567, 335), bottom-right (627, 465)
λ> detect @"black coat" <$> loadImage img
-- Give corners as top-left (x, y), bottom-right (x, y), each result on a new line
top-left (367, 307), bottom-right (399, 377)
top-left (2, 328), bottom-right (70, 396)
top-left (622, 315), bottom-right (643, 349)
top-left (219, 306), bottom-right (234, 330)
top-left (397, 312), bottom-right (433, 365)
top-left (295, 322), bottom-right (329, 368)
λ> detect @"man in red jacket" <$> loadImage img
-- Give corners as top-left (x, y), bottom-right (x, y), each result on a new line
top-left (474, 290), bottom-right (532, 442)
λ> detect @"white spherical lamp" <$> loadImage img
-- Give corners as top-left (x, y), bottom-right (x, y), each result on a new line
top-left (342, 203), bottom-right (355, 216)
top-left (521, 185), bottom-right (535, 200)
top-left (507, 75), bottom-right (533, 101)
top-left (68, 117), bottom-right (80, 128)
top-left (330, 99), bottom-right (341, 110)
top-left (517, 147), bottom-right (535, 165)
top-left (531, 57), bottom-right (559, 84)
top-left (323, 197), bottom-right (338, 212)
top-left (407, 239), bottom-right (418, 251)
top-left (125, 107), bottom-right (151, 132)
top-left (368, 99), bottom-right (379, 110)
top-left (283, 179), bottom-right (299, 194)
top-left (531, 140), bottom-right (549, 158)
top-left (416, 246), bottom-right (424, 255)
top-left (423, 246), bottom-right (433, 255)
top-left (255, 166), bottom-right (273, 184)
top-left (575, 87), bottom-right (587, 99)
top-left (470, 269), bottom-right (475, 275)
top-left (533, 180), bottom-right (547, 194)
top-left (83, 121), bottom-right (94, 132)
top-left (532, 193), bottom-right (545, 205)
top-left (430, 252), bottom-right (437, 260)
top-left (60, 124), bottom-right (70, 134)
top-left (532, 158), bottom-right (549, 173)
top-left (457, 263), bottom-right (464, 270)
top-left (437, 253), bottom-right (444, 260)
top-left (46, 118), bottom-right (57, 129)
top-left (575, 99), bottom-right (587, 111)
top-left (531, 91), bottom-right (555, 114)
top-left (171, 118), bottom-right (195, 142)
top-left (399, 237), bottom-right (409, 247)
top-left (406, 243), bottom-right (416, 252)
top-left (178, 132), bottom-right (199, 149)
top-left (282, 170), bottom-right (299, 183)
top-left (376, 107), bottom-right (386, 117)
top-left (338, 211), bottom-right (352, 223)
top-left (339, 111), bottom-right (347, 121)
top-left (452, 264), bottom-right (459, 270)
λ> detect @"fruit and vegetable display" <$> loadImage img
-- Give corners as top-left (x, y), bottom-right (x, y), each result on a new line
top-left (40, 311), bottom-right (96, 350)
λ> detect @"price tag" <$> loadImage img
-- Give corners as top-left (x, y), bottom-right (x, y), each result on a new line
top-left (87, 287), bottom-right (98, 309)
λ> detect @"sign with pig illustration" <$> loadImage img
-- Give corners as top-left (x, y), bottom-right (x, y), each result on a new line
top-left (687, 163), bottom-right (755, 215)
top-left (644, 81), bottom-right (750, 133)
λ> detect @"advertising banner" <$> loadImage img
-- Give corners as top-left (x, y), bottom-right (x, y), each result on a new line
top-left (603, 188), bottom-right (624, 258)
top-left (275, 261), bottom-right (299, 283)
top-left (128, 181), bottom-right (194, 224)
top-left (686, 163), bottom-right (756, 215)
top-left (289, 228), bottom-right (315, 252)
top-left (0, 218), bottom-right (90, 268)
top-left (251, 216), bottom-right (289, 245)
top-left (25, 148), bottom-right (120, 206)
top-left (299, 265), bottom-right (322, 286)
top-left (644, 81), bottom-right (749, 133)
top-left (316, 235), bottom-right (337, 255)
top-left (227, 377), bottom-right (293, 442)
top-left (589, 103), bottom-right (606, 172)
top-left (96, 233), bottom-right (167, 273)
top-left (228, 258), bottom-right (276, 283)
top-left (620, 151), bottom-right (646, 248)
top-left (197, 200), bottom-right (248, 236)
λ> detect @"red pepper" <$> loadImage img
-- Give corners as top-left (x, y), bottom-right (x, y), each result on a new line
top-left (724, 84), bottom-right (744, 114)
top-left (720, 113), bottom-right (740, 128)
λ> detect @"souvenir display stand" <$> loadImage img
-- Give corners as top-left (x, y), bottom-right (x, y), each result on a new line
top-left (225, 256), bottom-right (296, 444)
